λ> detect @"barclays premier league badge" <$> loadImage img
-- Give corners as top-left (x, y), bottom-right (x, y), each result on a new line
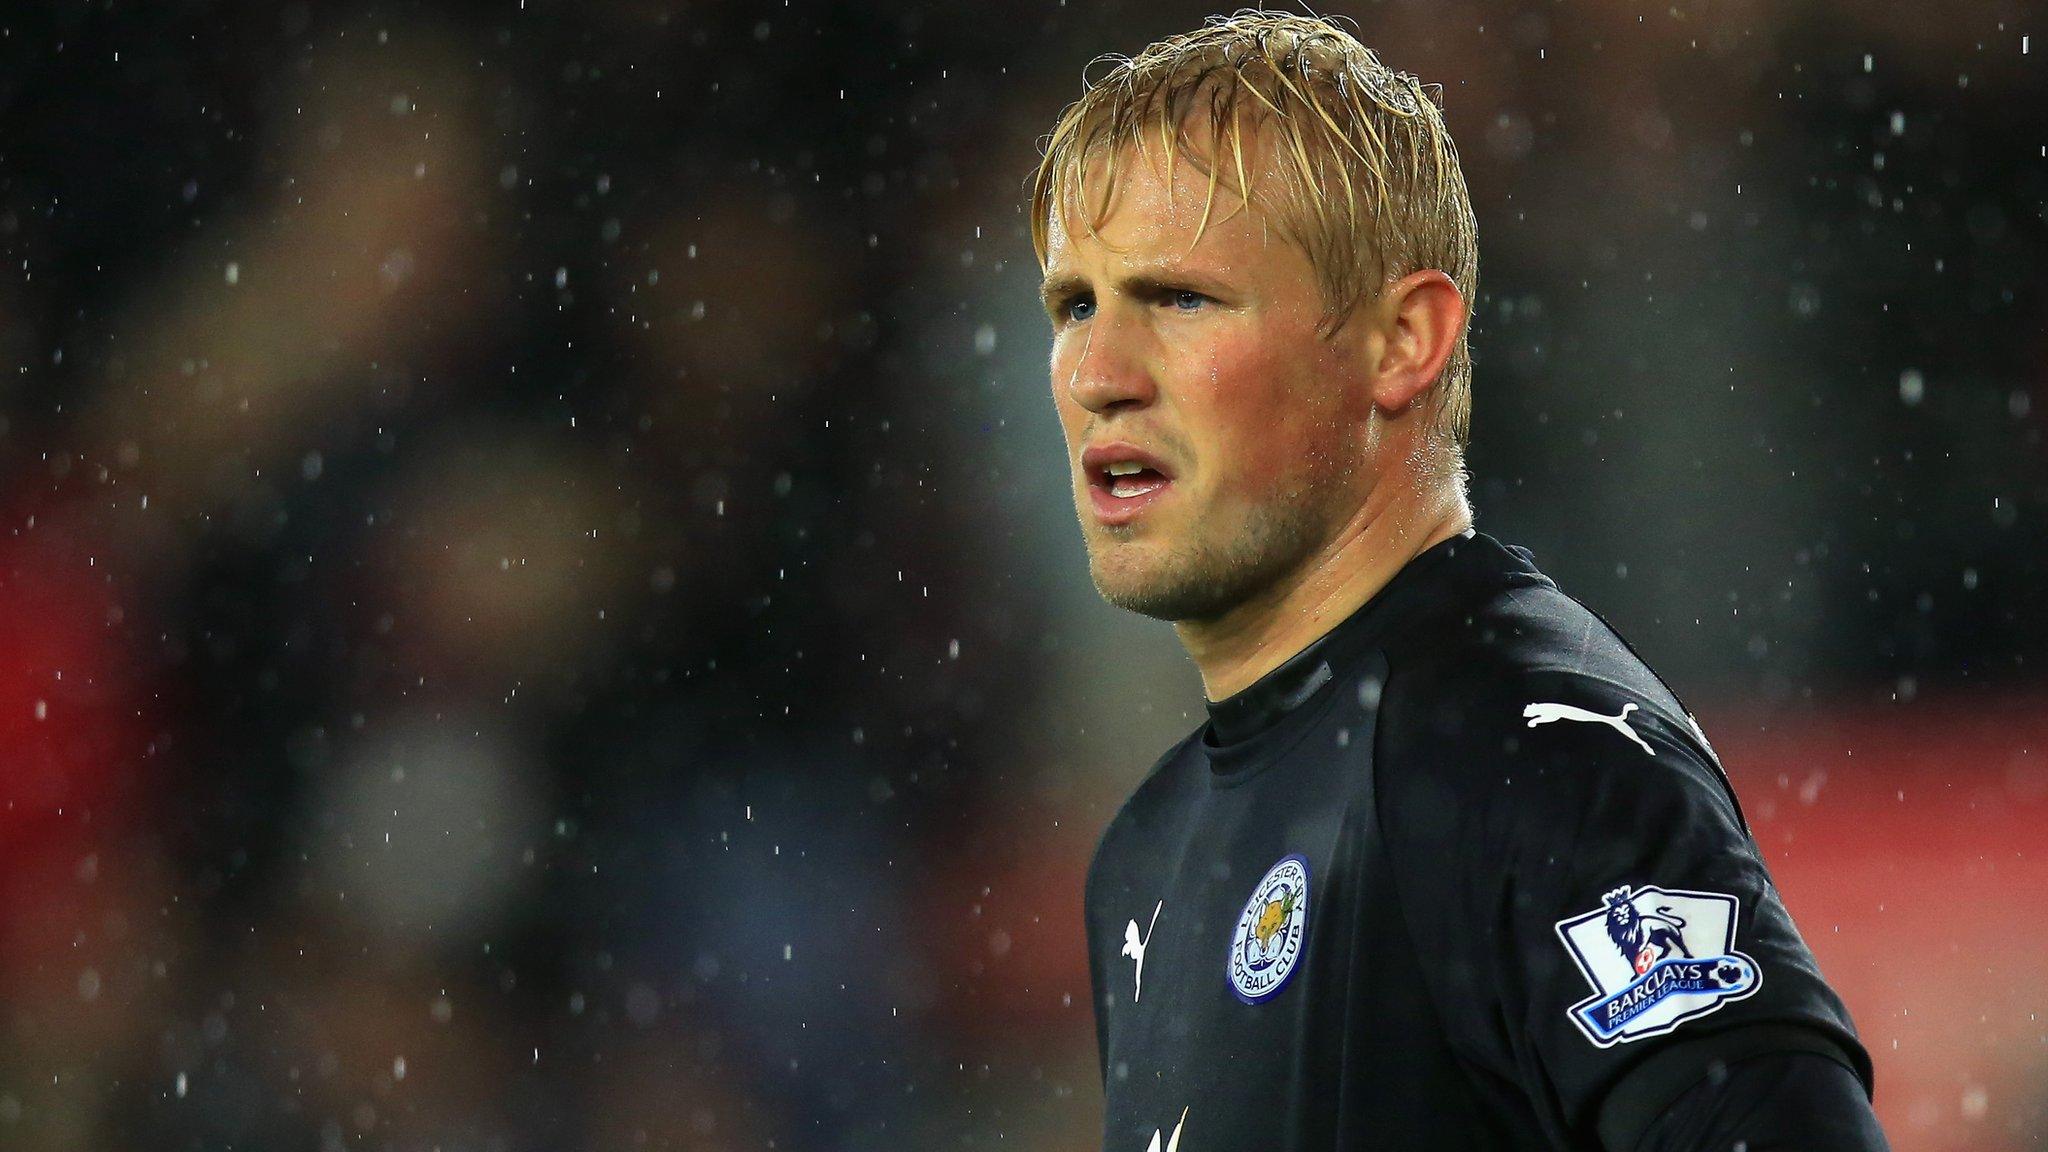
top-left (1228, 853), bottom-right (1310, 1004)
top-left (1555, 884), bottom-right (1761, 1046)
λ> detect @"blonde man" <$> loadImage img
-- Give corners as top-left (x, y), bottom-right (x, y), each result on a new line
top-left (1036, 12), bottom-right (1886, 1150)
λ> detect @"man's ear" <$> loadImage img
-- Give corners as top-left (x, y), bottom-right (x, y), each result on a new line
top-left (1368, 269), bottom-right (1466, 416)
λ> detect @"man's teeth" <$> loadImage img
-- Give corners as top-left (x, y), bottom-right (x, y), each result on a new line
top-left (1097, 460), bottom-right (1168, 498)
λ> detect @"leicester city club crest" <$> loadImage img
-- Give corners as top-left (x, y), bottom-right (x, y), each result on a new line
top-left (1228, 853), bottom-right (1309, 1004)
top-left (1554, 884), bottom-right (1761, 1046)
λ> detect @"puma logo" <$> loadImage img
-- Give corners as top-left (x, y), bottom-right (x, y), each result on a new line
top-left (1122, 900), bottom-right (1163, 1002)
top-left (1523, 700), bottom-right (1656, 756)
top-left (1144, 1106), bottom-right (1188, 1152)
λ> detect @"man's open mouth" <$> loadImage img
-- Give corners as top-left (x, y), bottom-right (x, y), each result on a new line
top-left (1101, 462), bottom-right (1170, 499)
top-left (1080, 442), bottom-right (1177, 524)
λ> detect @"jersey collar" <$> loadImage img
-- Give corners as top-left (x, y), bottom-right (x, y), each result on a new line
top-left (1202, 526), bottom-right (1484, 751)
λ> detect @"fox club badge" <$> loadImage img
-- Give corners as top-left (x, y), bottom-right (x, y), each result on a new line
top-left (1554, 884), bottom-right (1761, 1047)
top-left (1228, 853), bottom-right (1310, 1004)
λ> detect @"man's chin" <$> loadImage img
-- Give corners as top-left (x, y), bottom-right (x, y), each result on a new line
top-left (1089, 551), bottom-right (1235, 624)
top-left (1084, 496), bottom-right (1326, 624)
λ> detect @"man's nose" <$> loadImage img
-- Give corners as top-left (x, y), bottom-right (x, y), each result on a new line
top-left (1064, 311), bottom-right (1158, 414)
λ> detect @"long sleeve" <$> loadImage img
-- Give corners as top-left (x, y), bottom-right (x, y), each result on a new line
top-left (1623, 1048), bottom-right (1889, 1152)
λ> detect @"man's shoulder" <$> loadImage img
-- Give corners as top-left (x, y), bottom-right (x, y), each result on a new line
top-left (1374, 572), bottom-right (1734, 823)
top-left (1386, 565), bottom-right (1703, 735)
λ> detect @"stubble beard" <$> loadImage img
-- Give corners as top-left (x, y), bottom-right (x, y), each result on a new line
top-left (1086, 474), bottom-right (1339, 624)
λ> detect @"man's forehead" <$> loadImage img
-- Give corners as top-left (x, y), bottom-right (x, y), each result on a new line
top-left (1044, 138), bottom-right (1279, 270)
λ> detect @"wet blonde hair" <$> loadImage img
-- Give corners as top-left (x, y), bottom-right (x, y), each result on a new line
top-left (1029, 9), bottom-right (1480, 455)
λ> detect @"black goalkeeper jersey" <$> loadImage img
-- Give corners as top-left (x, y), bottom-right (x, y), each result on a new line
top-left (1082, 527), bottom-right (1874, 1152)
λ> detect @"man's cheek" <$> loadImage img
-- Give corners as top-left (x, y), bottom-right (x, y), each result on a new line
top-left (1202, 360), bottom-right (1294, 492)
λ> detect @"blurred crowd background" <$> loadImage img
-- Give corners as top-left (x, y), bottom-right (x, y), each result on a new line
top-left (0, 1), bottom-right (2042, 1148)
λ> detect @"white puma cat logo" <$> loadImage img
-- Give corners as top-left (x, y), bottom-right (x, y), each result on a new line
top-left (1523, 700), bottom-right (1656, 756)
top-left (1122, 900), bottom-right (1163, 1002)
top-left (1144, 1106), bottom-right (1188, 1152)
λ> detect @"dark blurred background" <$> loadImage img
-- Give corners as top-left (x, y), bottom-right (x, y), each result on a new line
top-left (0, 1), bottom-right (2042, 1148)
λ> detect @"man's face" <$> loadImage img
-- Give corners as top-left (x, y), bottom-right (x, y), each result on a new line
top-left (1042, 140), bottom-right (1377, 624)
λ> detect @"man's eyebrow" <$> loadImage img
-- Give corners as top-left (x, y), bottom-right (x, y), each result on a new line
top-left (1040, 265), bottom-right (1230, 314)
top-left (1039, 273), bottom-right (1088, 313)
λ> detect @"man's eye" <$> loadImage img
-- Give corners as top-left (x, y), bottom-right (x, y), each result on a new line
top-left (1170, 290), bottom-right (1207, 312)
top-left (1065, 298), bottom-right (1096, 323)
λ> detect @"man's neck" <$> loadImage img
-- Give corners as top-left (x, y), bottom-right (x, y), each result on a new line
top-left (1177, 485), bottom-right (1473, 703)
